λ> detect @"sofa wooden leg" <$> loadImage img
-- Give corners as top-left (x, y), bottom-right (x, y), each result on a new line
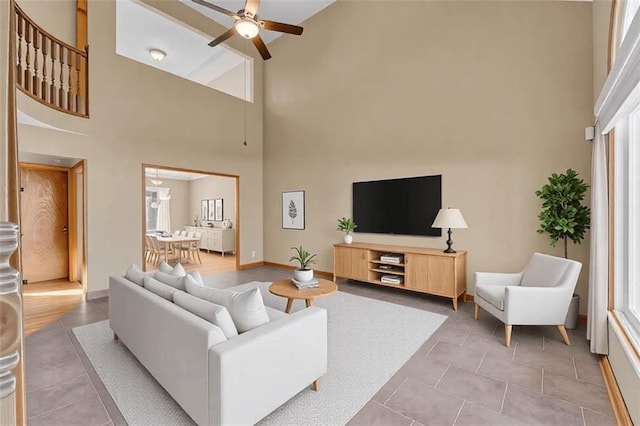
top-left (557, 325), bottom-right (571, 346)
top-left (113, 332), bottom-right (119, 340)
top-left (313, 379), bottom-right (319, 391)
top-left (474, 304), bottom-right (479, 320)
top-left (504, 325), bottom-right (512, 348)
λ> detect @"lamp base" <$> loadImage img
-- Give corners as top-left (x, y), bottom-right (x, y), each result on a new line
top-left (443, 228), bottom-right (456, 253)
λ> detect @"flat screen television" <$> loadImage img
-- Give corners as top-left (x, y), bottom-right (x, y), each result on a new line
top-left (353, 175), bottom-right (442, 237)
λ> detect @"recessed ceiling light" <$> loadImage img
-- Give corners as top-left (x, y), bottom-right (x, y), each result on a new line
top-left (148, 48), bottom-right (166, 61)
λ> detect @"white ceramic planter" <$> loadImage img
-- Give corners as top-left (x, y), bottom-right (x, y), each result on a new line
top-left (294, 268), bottom-right (314, 282)
top-left (343, 234), bottom-right (353, 244)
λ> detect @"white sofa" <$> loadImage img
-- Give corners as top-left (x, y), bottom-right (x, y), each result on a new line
top-left (109, 275), bottom-right (328, 426)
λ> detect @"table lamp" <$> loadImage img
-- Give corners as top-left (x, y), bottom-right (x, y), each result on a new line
top-left (432, 208), bottom-right (468, 253)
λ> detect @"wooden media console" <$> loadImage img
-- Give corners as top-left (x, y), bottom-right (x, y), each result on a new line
top-left (333, 242), bottom-right (467, 310)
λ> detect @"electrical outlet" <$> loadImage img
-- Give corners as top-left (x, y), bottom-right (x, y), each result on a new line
top-left (251, 251), bottom-right (256, 258)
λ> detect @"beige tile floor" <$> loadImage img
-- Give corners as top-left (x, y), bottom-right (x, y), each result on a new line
top-left (24, 266), bottom-right (615, 425)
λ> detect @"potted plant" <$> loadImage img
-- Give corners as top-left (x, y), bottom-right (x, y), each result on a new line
top-left (289, 245), bottom-right (317, 282)
top-left (535, 168), bottom-right (590, 259)
top-left (337, 217), bottom-right (357, 244)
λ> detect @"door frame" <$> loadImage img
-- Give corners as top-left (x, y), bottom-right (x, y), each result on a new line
top-left (19, 161), bottom-right (87, 293)
top-left (141, 163), bottom-right (240, 272)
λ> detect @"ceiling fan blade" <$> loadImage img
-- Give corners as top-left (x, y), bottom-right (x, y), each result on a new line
top-left (191, 0), bottom-right (238, 19)
top-left (259, 20), bottom-right (303, 35)
top-left (208, 26), bottom-right (237, 47)
top-left (244, 0), bottom-right (260, 18)
top-left (252, 35), bottom-right (271, 60)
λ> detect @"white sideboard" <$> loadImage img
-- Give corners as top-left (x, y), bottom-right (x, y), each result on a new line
top-left (184, 227), bottom-right (236, 257)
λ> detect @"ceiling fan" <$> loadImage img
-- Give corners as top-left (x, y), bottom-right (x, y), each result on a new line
top-left (192, 0), bottom-right (304, 60)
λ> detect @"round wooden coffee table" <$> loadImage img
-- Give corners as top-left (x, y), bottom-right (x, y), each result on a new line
top-left (269, 278), bottom-right (338, 313)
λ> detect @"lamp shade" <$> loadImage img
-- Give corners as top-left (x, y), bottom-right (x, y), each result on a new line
top-left (432, 208), bottom-right (468, 229)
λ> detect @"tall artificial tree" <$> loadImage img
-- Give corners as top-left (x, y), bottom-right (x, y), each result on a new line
top-left (535, 169), bottom-right (591, 258)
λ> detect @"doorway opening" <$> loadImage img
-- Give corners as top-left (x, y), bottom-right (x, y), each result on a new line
top-left (18, 153), bottom-right (87, 335)
top-left (142, 164), bottom-right (239, 276)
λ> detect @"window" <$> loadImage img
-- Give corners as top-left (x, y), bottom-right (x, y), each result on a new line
top-left (146, 189), bottom-right (159, 232)
top-left (606, 0), bottom-right (640, 353)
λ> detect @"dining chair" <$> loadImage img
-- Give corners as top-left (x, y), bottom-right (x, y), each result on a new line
top-left (182, 232), bottom-right (203, 264)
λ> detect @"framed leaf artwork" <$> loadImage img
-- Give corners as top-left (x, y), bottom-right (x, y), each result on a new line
top-left (282, 191), bottom-right (305, 230)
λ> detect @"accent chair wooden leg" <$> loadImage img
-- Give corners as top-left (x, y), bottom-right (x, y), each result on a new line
top-left (474, 304), bottom-right (479, 320)
top-left (113, 332), bottom-right (119, 340)
top-left (313, 379), bottom-right (319, 391)
top-left (557, 325), bottom-right (571, 346)
top-left (504, 325), bottom-right (512, 348)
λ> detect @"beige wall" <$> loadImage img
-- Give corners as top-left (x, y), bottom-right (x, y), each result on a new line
top-left (189, 175), bottom-right (236, 227)
top-left (16, 0), bottom-right (265, 293)
top-left (17, 0), bottom-right (76, 47)
top-left (211, 62), bottom-right (249, 103)
top-left (264, 1), bottom-right (594, 313)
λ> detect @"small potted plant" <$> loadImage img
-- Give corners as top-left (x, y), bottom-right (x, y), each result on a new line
top-left (289, 245), bottom-right (317, 282)
top-left (337, 217), bottom-right (357, 244)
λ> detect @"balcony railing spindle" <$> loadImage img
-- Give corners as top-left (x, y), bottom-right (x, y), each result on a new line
top-left (14, 3), bottom-right (89, 117)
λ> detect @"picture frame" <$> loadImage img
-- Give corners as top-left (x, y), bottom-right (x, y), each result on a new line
top-left (214, 198), bottom-right (224, 221)
top-left (201, 200), bottom-right (208, 221)
top-left (207, 199), bottom-right (215, 221)
top-left (282, 191), bottom-right (305, 230)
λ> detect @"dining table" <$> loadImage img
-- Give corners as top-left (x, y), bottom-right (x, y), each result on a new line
top-left (156, 235), bottom-right (201, 263)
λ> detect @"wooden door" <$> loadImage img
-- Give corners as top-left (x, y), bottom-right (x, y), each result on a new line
top-left (20, 167), bottom-right (69, 283)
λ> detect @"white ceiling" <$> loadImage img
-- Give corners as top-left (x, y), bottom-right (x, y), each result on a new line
top-left (116, 0), bottom-right (335, 98)
top-left (20, 152), bottom-right (82, 168)
top-left (180, 0), bottom-right (335, 44)
top-left (116, 0), bottom-right (249, 96)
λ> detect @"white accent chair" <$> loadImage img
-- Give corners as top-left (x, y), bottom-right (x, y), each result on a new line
top-left (474, 252), bottom-right (582, 348)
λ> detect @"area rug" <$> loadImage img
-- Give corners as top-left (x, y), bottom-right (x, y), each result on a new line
top-left (73, 281), bottom-right (447, 425)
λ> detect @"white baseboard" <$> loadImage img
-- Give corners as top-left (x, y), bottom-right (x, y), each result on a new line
top-left (86, 289), bottom-right (109, 300)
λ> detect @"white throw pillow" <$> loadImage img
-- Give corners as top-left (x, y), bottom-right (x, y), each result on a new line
top-left (173, 291), bottom-right (238, 339)
top-left (125, 263), bottom-right (146, 286)
top-left (187, 270), bottom-right (204, 285)
top-left (153, 271), bottom-right (186, 291)
top-left (185, 280), bottom-right (269, 333)
top-left (143, 276), bottom-right (180, 301)
top-left (158, 261), bottom-right (186, 277)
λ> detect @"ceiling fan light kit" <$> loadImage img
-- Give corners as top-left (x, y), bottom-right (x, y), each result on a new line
top-left (236, 18), bottom-right (259, 39)
top-left (192, 0), bottom-right (304, 60)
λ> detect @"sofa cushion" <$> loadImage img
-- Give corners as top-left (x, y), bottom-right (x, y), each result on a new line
top-left (185, 280), bottom-right (270, 333)
top-left (159, 261), bottom-right (186, 277)
top-left (265, 306), bottom-right (287, 321)
top-left (144, 276), bottom-right (181, 301)
top-left (476, 285), bottom-right (506, 311)
top-left (173, 292), bottom-right (238, 339)
top-left (187, 270), bottom-right (204, 285)
top-left (154, 271), bottom-right (186, 291)
top-left (125, 264), bottom-right (147, 286)
top-left (521, 253), bottom-right (569, 288)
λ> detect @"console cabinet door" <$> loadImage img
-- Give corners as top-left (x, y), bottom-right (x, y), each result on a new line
top-left (405, 253), bottom-right (429, 291)
top-left (426, 257), bottom-right (455, 296)
top-left (351, 248), bottom-right (368, 281)
top-left (334, 247), bottom-right (368, 281)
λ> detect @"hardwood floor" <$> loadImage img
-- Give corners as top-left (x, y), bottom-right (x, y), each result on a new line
top-left (23, 279), bottom-right (84, 336)
top-left (145, 249), bottom-right (237, 275)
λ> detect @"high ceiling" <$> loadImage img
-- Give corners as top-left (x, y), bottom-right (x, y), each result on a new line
top-left (116, 0), bottom-right (335, 99)
top-left (179, 0), bottom-right (335, 44)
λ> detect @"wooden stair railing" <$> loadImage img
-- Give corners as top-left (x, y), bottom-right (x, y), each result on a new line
top-left (14, 3), bottom-right (89, 117)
